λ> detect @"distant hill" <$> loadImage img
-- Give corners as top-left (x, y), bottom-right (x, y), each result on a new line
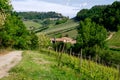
top-left (17, 11), bottom-right (65, 20)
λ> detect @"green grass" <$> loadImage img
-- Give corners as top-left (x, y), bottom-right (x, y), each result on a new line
top-left (1, 49), bottom-right (119, 80)
top-left (23, 20), bottom-right (42, 29)
top-left (108, 31), bottom-right (120, 47)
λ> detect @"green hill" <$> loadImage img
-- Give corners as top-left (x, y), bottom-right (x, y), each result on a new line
top-left (1, 49), bottom-right (119, 80)
top-left (37, 19), bottom-right (79, 38)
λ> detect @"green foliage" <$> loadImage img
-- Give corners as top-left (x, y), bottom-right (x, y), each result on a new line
top-left (75, 18), bottom-right (107, 57)
top-left (55, 18), bottom-right (68, 25)
top-left (108, 31), bottom-right (120, 47)
top-left (0, 12), bottom-right (38, 49)
top-left (76, 1), bottom-right (120, 31)
top-left (0, 0), bottom-right (12, 11)
top-left (40, 20), bottom-right (79, 35)
top-left (0, 0), bottom-right (38, 49)
top-left (41, 49), bottom-right (119, 80)
top-left (1, 50), bottom-right (118, 80)
top-left (101, 1), bottom-right (120, 31)
top-left (53, 42), bottom-right (72, 52)
top-left (42, 19), bottom-right (51, 27)
top-left (0, 0), bottom-right (12, 28)
top-left (17, 11), bottom-right (64, 20)
top-left (75, 1), bottom-right (120, 67)
top-left (76, 5), bottom-right (106, 22)
top-left (76, 9), bottom-right (89, 21)
top-left (38, 34), bottom-right (51, 48)
top-left (100, 49), bottom-right (120, 67)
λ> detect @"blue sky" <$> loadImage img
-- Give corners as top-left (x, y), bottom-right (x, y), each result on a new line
top-left (11, 0), bottom-right (118, 18)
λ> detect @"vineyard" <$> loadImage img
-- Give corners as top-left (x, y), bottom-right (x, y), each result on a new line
top-left (37, 20), bottom-right (79, 38)
top-left (1, 49), bottom-right (119, 80)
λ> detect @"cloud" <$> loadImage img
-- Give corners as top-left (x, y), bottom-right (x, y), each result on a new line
top-left (11, 0), bottom-right (81, 18)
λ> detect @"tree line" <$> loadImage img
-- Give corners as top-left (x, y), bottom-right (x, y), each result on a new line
top-left (76, 1), bottom-right (120, 31)
top-left (17, 12), bottom-right (64, 20)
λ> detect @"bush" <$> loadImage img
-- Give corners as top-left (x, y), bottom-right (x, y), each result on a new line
top-left (38, 34), bottom-right (51, 49)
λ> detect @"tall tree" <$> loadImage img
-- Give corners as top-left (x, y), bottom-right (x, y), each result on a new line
top-left (75, 18), bottom-right (107, 57)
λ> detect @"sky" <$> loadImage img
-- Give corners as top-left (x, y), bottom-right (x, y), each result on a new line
top-left (11, 0), bottom-right (118, 18)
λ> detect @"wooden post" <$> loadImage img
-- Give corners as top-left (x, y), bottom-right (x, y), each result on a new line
top-left (58, 45), bottom-right (63, 67)
top-left (80, 49), bottom-right (83, 67)
top-left (70, 48), bottom-right (72, 57)
top-left (79, 49), bottom-right (83, 76)
top-left (117, 65), bottom-right (120, 80)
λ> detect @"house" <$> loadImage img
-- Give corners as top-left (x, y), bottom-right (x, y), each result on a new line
top-left (50, 37), bottom-right (76, 44)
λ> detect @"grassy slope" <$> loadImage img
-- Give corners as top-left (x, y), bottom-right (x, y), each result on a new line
top-left (107, 31), bottom-right (120, 48)
top-left (37, 20), bottom-right (79, 38)
top-left (23, 20), bottom-right (42, 29)
top-left (1, 49), bottom-right (118, 80)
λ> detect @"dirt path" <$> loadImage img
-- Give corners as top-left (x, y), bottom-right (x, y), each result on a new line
top-left (106, 32), bottom-right (115, 41)
top-left (0, 51), bottom-right (22, 79)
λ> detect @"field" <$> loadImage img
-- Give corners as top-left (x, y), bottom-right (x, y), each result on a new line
top-left (1, 49), bottom-right (119, 80)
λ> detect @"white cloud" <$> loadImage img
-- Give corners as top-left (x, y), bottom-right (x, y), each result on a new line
top-left (11, 0), bottom-right (81, 18)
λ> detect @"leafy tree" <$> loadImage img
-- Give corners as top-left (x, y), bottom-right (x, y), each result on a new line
top-left (0, 0), bottom-right (38, 49)
top-left (76, 5), bottom-right (106, 22)
top-left (0, 0), bottom-right (12, 28)
top-left (101, 1), bottom-right (120, 31)
top-left (76, 9), bottom-right (89, 21)
top-left (75, 18), bottom-right (107, 57)
top-left (0, 12), bottom-right (38, 49)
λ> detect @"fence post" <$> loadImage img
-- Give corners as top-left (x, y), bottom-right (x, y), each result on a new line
top-left (117, 65), bottom-right (120, 80)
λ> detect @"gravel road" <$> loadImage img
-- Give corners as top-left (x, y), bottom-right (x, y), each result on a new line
top-left (0, 51), bottom-right (22, 78)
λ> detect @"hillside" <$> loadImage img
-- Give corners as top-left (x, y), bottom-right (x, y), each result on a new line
top-left (23, 20), bottom-right (42, 30)
top-left (1, 49), bottom-right (119, 80)
top-left (108, 31), bottom-right (120, 48)
top-left (37, 19), bottom-right (79, 38)
top-left (17, 12), bottom-right (78, 38)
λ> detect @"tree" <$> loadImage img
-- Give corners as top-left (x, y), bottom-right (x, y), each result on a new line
top-left (76, 5), bottom-right (106, 22)
top-left (0, 12), bottom-right (38, 49)
top-left (101, 1), bottom-right (120, 31)
top-left (0, 0), bottom-right (38, 49)
top-left (75, 18), bottom-right (107, 57)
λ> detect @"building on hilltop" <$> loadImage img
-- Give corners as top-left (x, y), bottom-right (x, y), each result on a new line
top-left (50, 37), bottom-right (76, 44)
